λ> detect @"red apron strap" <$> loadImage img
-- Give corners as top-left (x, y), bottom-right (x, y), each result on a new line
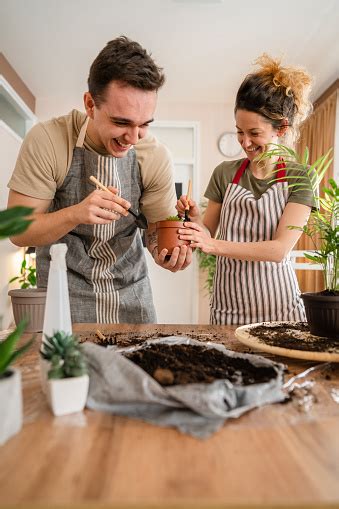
top-left (275, 158), bottom-right (286, 182)
top-left (232, 157), bottom-right (286, 184)
top-left (232, 159), bottom-right (250, 184)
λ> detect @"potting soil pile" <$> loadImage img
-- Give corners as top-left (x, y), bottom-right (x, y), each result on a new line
top-left (82, 336), bottom-right (285, 438)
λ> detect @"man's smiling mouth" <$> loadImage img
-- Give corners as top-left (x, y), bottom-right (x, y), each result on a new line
top-left (114, 138), bottom-right (130, 148)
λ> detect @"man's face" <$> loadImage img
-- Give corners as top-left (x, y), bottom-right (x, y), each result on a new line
top-left (84, 81), bottom-right (157, 157)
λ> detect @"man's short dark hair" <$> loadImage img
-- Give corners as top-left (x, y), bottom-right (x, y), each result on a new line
top-left (88, 36), bottom-right (165, 105)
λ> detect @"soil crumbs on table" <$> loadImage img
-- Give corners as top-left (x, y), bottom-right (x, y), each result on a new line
top-left (80, 330), bottom-right (230, 348)
top-left (250, 322), bottom-right (339, 353)
top-left (124, 343), bottom-right (277, 386)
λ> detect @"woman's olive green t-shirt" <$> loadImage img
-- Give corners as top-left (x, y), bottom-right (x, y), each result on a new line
top-left (205, 158), bottom-right (316, 208)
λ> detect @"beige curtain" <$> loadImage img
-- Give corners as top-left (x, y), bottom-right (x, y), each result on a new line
top-left (295, 88), bottom-right (337, 292)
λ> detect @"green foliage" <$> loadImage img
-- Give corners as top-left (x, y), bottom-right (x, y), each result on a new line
top-left (165, 215), bottom-right (184, 221)
top-left (40, 331), bottom-right (88, 379)
top-left (0, 206), bottom-right (33, 239)
top-left (263, 144), bottom-right (338, 292)
top-left (197, 249), bottom-right (216, 294)
top-left (9, 258), bottom-right (37, 289)
top-left (196, 200), bottom-right (217, 295)
top-left (0, 319), bottom-right (34, 377)
top-left (0, 206), bottom-right (35, 377)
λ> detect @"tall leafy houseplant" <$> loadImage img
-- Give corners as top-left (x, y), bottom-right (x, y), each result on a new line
top-left (0, 206), bottom-right (34, 445)
top-left (262, 144), bottom-right (338, 337)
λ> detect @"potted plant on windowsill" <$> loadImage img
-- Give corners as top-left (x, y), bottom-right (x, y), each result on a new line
top-left (263, 144), bottom-right (338, 338)
top-left (40, 331), bottom-right (89, 416)
top-left (156, 215), bottom-right (189, 255)
top-left (0, 206), bottom-right (35, 445)
top-left (8, 254), bottom-right (47, 333)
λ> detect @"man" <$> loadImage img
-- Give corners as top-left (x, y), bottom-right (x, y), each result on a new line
top-left (7, 36), bottom-right (192, 323)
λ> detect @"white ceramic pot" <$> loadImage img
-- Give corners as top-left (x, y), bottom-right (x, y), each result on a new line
top-left (0, 368), bottom-right (23, 445)
top-left (46, 375), bottom-right (89, 416)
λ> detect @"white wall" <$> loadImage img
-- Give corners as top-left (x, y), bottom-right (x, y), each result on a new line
top-left (156, 101), bottom-right (237, 323)
top-left (0, 122), bottom-right (23, 329)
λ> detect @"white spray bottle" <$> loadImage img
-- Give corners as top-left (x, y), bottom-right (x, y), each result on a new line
top-left (42, 243), bottom-right (72, 339)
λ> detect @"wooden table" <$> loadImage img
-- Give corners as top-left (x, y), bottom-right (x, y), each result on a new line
top-left (1, 323), bottom-right (339, 509)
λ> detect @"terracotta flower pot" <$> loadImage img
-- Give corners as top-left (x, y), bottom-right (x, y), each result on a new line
top-left (301, 292), bottom-right (339, 338)
top-left (156, 220), bottom-right (189, 255)
top-left (8, 288), bottom-right (47, 332)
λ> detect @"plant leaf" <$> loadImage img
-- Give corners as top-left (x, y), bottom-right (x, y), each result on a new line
top-left (0, 206), bottom-right (34, 239)
top-left (0, 319), bottom-right (32, 374)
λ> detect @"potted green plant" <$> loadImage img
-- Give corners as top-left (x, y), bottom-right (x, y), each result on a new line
top-left (197, 250), bottom-right (216, 295)
top-left (195, 201), bottom-right (217, 295)
top-left (156, 215), bottom-right (189, 255)
top-left (263, 144), bottom-right (338, 337)
top-left (9, 257), bottom-right (37, 289)
top-left (8, 254), bottom-right (47, 333)
top-left (0, 206), bottom-right (34, 445)
top-left (0, 320), bottom-right (34, 445)
top-left (40, 331), bottom-right (89, 416)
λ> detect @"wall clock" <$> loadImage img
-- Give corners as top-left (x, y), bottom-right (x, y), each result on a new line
top-left (218, 132), bottom-right (243, 158)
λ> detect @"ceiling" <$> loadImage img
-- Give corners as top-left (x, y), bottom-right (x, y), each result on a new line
top-left (1, 0), bottom-right (339, 111)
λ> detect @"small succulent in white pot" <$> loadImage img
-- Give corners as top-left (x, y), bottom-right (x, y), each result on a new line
top-left (40, 331), bottom-right (89, 416)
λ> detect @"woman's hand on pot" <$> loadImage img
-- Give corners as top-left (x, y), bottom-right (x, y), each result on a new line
top-left (176, 195), bottom-right (200, 222)
top-left (179, 222), bottom-right (216, 254)
top-left (153, 245), bottom-right (193, 272)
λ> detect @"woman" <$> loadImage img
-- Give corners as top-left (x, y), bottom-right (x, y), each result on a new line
top-left (177, 54), bottom-right (315, 325)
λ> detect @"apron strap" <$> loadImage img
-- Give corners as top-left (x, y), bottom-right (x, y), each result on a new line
top-left (76, 117), bottom-right (90, 148)
top-left (232, 159), bottom-right (250, 184)
top-left (275, 158), bottom-right (286, 182)
top-left (232, 158), bottom-right (286, 184)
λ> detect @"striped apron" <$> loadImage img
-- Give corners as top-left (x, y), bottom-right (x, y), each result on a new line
top-left (210, 158), bottom-right (306, 325)
top-left (37, 118), bottom-right (156, 324)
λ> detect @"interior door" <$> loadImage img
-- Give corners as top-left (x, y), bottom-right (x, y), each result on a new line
top-left (146, 121), bottom-right (200, 324)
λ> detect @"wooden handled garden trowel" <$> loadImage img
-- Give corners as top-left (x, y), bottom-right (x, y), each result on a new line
top-left (89, 175), bottom-right (148, 230)
top-left (184, 179), bottom-right (192, 222)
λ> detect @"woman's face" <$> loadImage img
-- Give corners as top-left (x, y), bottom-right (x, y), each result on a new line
top-left (235, 109), bottom-right (280, 162)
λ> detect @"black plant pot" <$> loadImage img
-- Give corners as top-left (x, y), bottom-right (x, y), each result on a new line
top-left (301, 292), bottom-right (339, 338)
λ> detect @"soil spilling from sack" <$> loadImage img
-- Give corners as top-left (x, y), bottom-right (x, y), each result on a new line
top-left (124, 343), bottom-right (277, 386)
top-left (249, 322), bottom-right (339, 353)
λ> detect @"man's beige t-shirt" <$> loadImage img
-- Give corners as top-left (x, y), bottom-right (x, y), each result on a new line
top-left (8, 110), bottom-right (177, 223)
